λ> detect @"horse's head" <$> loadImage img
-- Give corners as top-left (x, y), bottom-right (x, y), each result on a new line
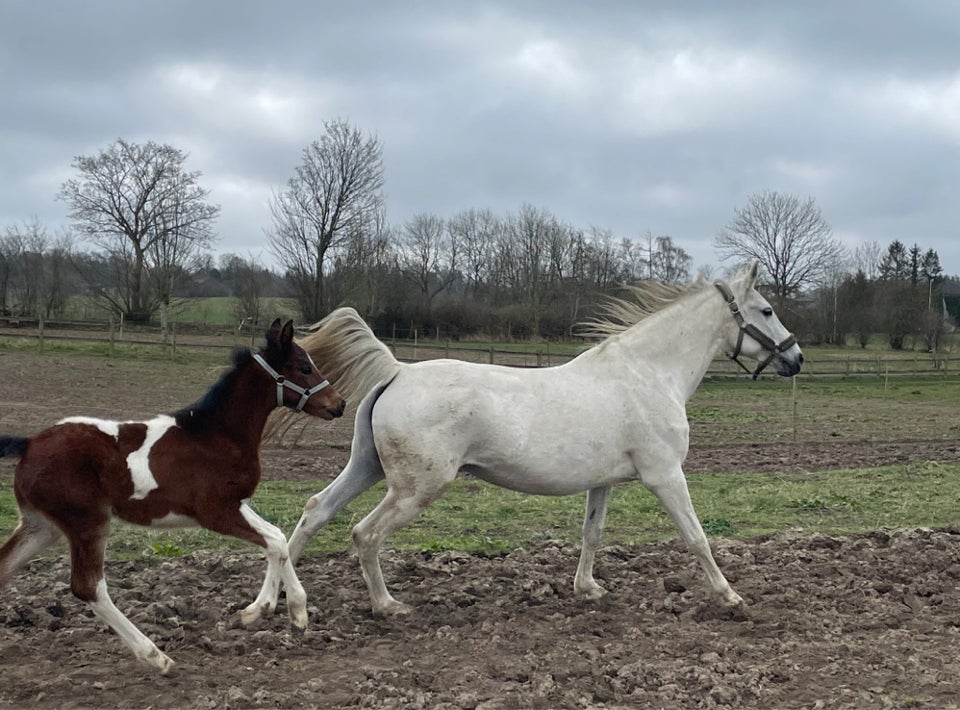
top-left (257, 319), bottom-right (346, 419)
top-left (716, 262), bottom-right (804, 379)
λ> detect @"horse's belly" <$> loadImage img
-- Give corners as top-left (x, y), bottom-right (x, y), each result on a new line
top-left (464, 456), bottom-right (635, 496)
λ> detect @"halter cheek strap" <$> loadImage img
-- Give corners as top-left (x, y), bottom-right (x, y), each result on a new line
top-left (252, 352), bottom-right (331, 412)
top-left (713, 281), bottom-right (798, 380)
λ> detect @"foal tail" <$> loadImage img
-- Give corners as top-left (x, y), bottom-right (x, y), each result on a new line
top-left (266, 308), bottom-right (402, 442)
top-left (0, 436), bottom-right (28, 459)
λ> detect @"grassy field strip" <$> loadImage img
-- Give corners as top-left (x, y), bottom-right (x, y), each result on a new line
top-left (2, 462), bottom-right (957, 561)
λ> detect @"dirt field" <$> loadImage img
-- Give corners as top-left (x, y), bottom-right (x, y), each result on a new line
top-left (1, 350), bottom-right (959, 709)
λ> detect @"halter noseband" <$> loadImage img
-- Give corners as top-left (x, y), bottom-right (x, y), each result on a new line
top-left (714, 281), bottom-right (798, 380)
top-left (252, 352), bottom-right (331, 412)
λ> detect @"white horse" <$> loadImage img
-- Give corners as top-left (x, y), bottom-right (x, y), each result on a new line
top-left (280, 262), bottom-right (802, 615)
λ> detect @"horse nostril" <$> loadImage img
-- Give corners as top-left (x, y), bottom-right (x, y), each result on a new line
top-left (798, 353), bottom-right (805, 365)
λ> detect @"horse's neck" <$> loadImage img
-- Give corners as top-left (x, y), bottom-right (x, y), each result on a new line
top-left (596, 286), bottom-right (728, 400)
top-left (218, 367), bottom-right (276, 446)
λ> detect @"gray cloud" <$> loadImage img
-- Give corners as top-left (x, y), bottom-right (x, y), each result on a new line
top-left (1, 0), bottom-right (957, 274)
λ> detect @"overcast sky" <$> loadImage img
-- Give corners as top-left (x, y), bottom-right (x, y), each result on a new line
top-left (2, 1), bottom-right (958, 276)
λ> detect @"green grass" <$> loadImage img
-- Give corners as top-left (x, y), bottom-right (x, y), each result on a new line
top-left (2, 463), bottom-right (957, 562)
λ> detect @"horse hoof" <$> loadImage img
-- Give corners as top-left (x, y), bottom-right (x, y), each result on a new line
top-left (289, 608), bottom-right (309, 632)
top-left (140, 649), bottom-right (175, 675)
top-left (238, 602), bottom-right (272, 627)
top-left (375, 600), bottom-right (413, 616)
top-left (722, 592), bottom-right (745, 607)
top-left (576, 585), bottom-right (607, 601)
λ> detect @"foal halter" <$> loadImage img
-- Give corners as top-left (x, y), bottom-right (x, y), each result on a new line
top-left (252, 352), bottom-right (331, 411)
top-left (714, 281), bottom-right (798, 380)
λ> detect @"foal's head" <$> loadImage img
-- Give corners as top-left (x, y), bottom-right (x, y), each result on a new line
top-left (259, 319), bottom-right (346, 419)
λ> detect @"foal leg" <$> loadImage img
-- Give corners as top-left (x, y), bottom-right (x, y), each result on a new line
top-left (353, 480), bottom-right (451, 615)
top-left (288, 456), bottom-right (384, 564)
top-left (640, 466), bottom-right (742, 606)
top-left (573, 485), bottom-right (612, 600)
top-left (0, 509), bottom-right (62, 587)
top-left (205, 503), bottom-right (308, 630)
top-left (67, 521), bottom-right (174, 673)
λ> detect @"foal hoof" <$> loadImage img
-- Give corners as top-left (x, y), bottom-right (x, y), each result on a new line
top-left (140, 648), bottom-right (175, 675)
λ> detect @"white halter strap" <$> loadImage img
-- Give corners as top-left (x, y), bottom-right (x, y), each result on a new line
top-left (252, 352), bottom-right (331, 412)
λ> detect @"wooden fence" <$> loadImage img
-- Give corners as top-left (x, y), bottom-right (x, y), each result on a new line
top-left (0, 322), bottom-right (957, 379)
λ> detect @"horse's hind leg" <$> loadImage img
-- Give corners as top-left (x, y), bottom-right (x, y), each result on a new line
top-left (574, 485), bottom-right (612, 600)
top-left (353, 479), bottom-right (451, 615)
top-left (67, 521), bottom-right (174, 673)
top-left (288, 454), bottom-right (384, 564)
top-left (0, 509), bottom-right (62, 587)
top-left (640, 467), bottom-right (742, 606)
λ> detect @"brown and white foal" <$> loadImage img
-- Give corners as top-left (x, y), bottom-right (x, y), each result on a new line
top-left (0, 319), bottom-right (345, 673)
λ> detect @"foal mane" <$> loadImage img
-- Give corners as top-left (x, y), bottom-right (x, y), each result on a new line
top-left (580, 278), bottom-right (707, 339)
top-left (173, 348), bottom-right (253, 432)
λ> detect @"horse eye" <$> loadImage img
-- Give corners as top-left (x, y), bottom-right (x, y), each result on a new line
top-left (300, 364), bottom-right (312, 374)
top-left (762, 308), bottom-right (773, 317)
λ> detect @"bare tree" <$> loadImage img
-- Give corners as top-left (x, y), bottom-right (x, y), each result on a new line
top-left (398, 213), bottom-right (457, 305)
top-left (448, 208), bottom-right (500, 298)
top-left (649, 235), bottom-right (692, 283)
top-left (59, 139), bottom-right (219, 322)
top-left (268, 119), bottom-right (384, 321)
top-left (851, 240), bottom-right (882, 279)
top-left (715, 191), bottom-right (843, 308)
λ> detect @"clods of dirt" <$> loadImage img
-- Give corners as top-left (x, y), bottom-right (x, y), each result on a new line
top-left (1, 528), bottom-right (958, 709)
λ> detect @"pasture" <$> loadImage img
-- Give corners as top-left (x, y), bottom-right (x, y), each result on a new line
top-left (0, 347), bottom-right (958, 708)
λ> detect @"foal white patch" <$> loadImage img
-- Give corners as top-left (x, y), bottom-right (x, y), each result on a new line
top-left (126, 415), bottom-right (178, 500)
top-left (58, 416), bottom-right (120, 439)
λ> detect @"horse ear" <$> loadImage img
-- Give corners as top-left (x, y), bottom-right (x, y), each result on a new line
top-left (280, 320), bottom-right (295, 347)
top-left (265, 318), bottom-right (283, 349)
top-left (747, 260), bottom-right (760, 287)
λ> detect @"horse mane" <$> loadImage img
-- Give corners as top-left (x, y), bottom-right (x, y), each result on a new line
top-left (296, 308), bottom-right (400, 404)
top-left (172, 348), bottom-right (253, 432)
top-left (580, 278), bottom-right (707, 339)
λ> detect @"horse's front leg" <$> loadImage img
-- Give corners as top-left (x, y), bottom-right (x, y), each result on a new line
top-left (640, 466), bottom-right (743, 606)
top-left (205, 503), bottom-right (308, 630)
top-left (573, 485), bottom-right (612, 600)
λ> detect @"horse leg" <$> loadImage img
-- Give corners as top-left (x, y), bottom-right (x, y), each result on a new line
top-left (573, 485), bottom-right (612, 600)
top-left (67, 520), bottom-right (174, 673)
top-left (0, 508), bottom-right (62, 587)
top-left (352, 481), bottom-right (450, 615)
top-left (640, 468), bottom-right (742, 606)
top-left (204, 503), bottom-right (308, 630)
top-left (288, 455), bottom-right (384, 564)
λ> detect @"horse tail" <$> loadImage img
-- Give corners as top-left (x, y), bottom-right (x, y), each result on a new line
top-left (349, 374), bottom-right (396, 477)
top-left (298, 307), bottom-right (402, 404)
top-left (0, 436), bottom-right (28, 459)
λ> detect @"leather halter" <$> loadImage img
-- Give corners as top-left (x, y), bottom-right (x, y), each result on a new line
top-left (713, 281), bottom-right (798, 380)
top-left (252, 352), bottom-right (331, 411)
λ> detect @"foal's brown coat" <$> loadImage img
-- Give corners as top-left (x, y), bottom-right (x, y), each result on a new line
top-left (0, 319), bottom-right (345, 673)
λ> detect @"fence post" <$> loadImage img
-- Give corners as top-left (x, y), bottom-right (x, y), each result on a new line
top-left (109, 317), bottom-right (115, 356)
top-left (171, 323), bottom-right (177, 360)
top-left (488, 347), bottom-right (494, 364)
top-left (38, 312), bottom-right (45, 353)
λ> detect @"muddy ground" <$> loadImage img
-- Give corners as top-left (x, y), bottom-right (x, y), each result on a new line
top-left (0, 350), bottom-right (959, 709)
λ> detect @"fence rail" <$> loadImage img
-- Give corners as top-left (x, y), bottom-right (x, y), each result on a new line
top-left (0, 322), bottom-right (956, 379)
